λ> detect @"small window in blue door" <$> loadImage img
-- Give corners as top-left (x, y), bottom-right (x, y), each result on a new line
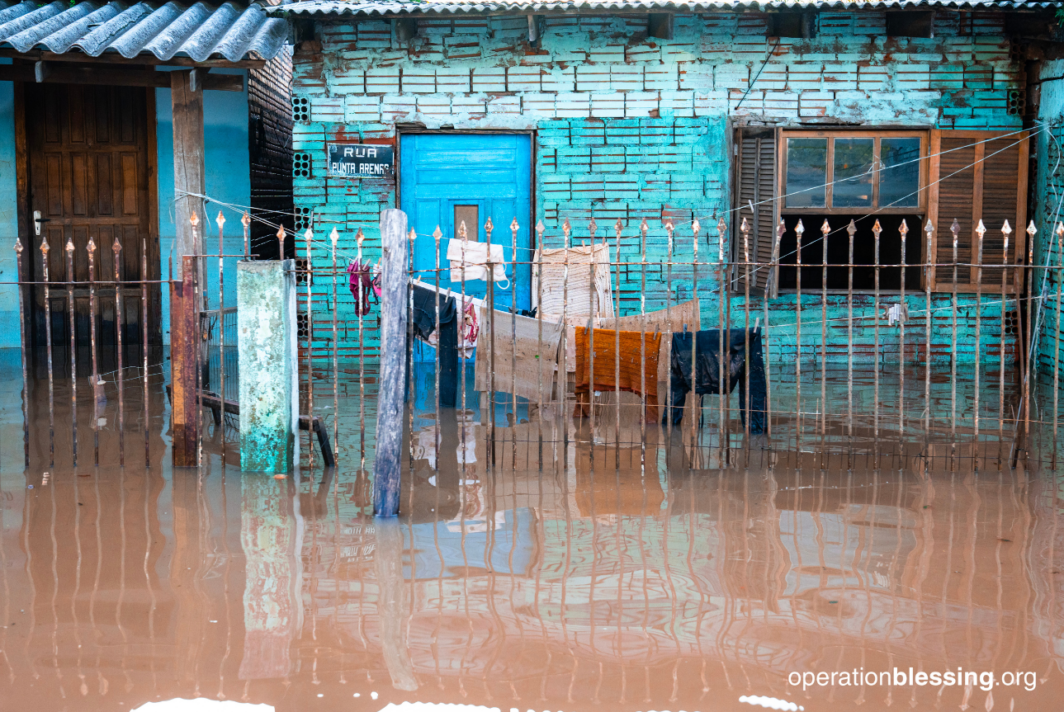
top-left (400, 133), bottom-right (532, 313)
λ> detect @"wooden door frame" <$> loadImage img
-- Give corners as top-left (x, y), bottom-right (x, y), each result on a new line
top-left (13, 77), bottom-right (164, 350)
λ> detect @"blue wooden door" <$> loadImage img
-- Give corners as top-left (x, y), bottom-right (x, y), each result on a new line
top-left (400, 134), bottom-right (532, 312)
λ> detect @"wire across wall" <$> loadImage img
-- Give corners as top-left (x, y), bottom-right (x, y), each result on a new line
top-left (10, 127), bottom-right (1064, 472)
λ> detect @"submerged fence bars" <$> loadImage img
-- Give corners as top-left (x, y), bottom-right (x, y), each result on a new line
top-left (9, 209), bottom-right (1064, 481)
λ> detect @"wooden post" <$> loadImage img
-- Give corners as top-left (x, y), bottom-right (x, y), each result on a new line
top-left (373, 209), bottom-right (409, 517)
top-left (171, 70), bottom-right (205, 265)
top-left (170, 71), bottom-right (205, 467)
top-left (171, 255), bottom-right (200, 466)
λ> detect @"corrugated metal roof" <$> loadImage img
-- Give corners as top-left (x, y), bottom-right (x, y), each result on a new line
top-left (0, 1), bottom-right (288, 62)
top-left (274, 0), bottom-right (1060, 15)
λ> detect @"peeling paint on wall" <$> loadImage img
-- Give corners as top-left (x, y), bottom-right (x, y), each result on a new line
top-left (292, 10), bottom-right (1026, 363)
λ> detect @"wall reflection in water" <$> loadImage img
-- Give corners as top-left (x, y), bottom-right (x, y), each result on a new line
top-left (0, 418), bottom-right (1063, 712)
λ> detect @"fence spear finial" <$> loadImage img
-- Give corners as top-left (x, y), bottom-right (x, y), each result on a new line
top-left (356, 227), bottom-right (365, 247)
top-left (484, 217), bottom-right (493, 243)
top-left (217, 210), bottom-right (226, 229)
top-left (330, 226), bottom-right (339, 246)
top-left (562, 218), bottom-right (571, 242)
top-left (899, 219), bottom-right (909, 237)
top-left (241, 211), bottom-right (251, 228)
top-left (15, 236), bottom-right (23, 255)
top-left (458, 220), bottom-right (468, 241)
top-left (588, 217), bottom-right (598, 242)
top-left (433, 225), bottom-right (442, 243)
top-left (277, 225), bottom-right (286, 257)
top-left (536, 220), bottom-right (544, 243)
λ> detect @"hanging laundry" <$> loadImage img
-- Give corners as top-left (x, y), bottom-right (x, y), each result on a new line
top-left (446, 239), bottom-right (508, 286)
top-left (533, 244), bottom-right (615, 320)
top-left (411, 284), bottom-right (459, 408)
top-left (346, 259), bottom-right (377, 316)
top-left (664, 329), bottom-right (767, 434)
top-left (592, 298), bottom-right (701, 393)
top-left (458, 300), bottom-right (480, 359)
top-left (573, 327), bottom-right (661, 420)
top-left (474, 310), bottom-right (563, 402)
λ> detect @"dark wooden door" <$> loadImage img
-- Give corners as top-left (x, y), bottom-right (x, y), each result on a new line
top-left (25, 83), bottom-right (157, 375)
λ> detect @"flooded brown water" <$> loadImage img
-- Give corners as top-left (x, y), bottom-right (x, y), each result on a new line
top-left (1, 360), bottom-right (1064, 712)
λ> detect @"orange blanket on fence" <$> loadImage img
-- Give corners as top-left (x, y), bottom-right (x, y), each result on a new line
top-left (574, 327), bottom-right (661, 420)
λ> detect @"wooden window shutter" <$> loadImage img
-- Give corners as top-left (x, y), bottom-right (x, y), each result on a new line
top-left (733, 127), bottom-right (777, 295)
top-left (927, 129), bottom-right (1029, 293)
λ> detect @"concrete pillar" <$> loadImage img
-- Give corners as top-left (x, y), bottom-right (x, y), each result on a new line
top-left (237, 259), bottom-right (299, 473)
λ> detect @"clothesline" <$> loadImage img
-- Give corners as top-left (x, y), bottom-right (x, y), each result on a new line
top-left (409, 278), bottom-right (488, 308)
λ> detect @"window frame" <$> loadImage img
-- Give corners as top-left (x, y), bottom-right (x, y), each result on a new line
top-left (780, 129), bottom-right (929, 215)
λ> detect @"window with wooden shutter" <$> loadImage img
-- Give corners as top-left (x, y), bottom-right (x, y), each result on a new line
top-left (927, 129), bottom-right (1029, 292)
top-left (733, 127), bottom-right (777, 294)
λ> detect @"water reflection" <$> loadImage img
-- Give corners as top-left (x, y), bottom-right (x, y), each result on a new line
top-left (2, 452), bottom-right (1062, 711)
top-left (0, 370), bottom-right (1063, 712)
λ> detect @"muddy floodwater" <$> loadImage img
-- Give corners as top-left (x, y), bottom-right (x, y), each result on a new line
top-left (1, 358), bottom-right (1064, 712)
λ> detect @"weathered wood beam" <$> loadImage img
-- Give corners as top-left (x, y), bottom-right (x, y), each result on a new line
top-left (373, 209), bottom-right (410, 517)
top-left (171, 255), bottom-right (200, 467)
top-left (170, 69), bottom-right (205, 268)
top-left (0, 64), bottom-right (243, 91)
top-left (189, 67), bottom-right (210, 93)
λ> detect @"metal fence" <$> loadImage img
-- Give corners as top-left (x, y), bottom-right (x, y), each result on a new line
top-left (9, 208), bottom-right (1064, 472)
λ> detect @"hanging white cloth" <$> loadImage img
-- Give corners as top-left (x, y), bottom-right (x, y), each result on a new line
top-left (446, 239), bottom-right (509, 287)
top-left (532, 243), bottom-right (615, 319)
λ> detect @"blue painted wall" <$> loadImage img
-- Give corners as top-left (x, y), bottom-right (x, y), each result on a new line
top-left (0, 58), bottom-right (18, 348)
top-left (156, 68), bottom-right (250, 344)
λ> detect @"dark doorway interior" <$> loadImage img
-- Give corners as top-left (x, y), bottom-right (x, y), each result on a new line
top-left (24, 82), bottom-right (159, 377)
top-left (777, 214), bottom-right (923, 291)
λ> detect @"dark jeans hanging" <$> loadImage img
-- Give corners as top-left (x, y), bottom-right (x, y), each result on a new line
top-left (412, 285), bottom-right (459, 408)
top-left (663, 329), bottom-right (767, 434)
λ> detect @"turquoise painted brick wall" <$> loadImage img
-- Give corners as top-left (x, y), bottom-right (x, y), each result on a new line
top-left (1034, 59), bottom-right (1064, 375)
top-left (291, 10), bottom-right (1025, 363)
